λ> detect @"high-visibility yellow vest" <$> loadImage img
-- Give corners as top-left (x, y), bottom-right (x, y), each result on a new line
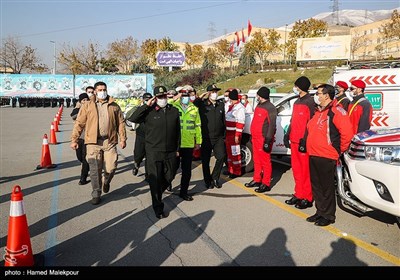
top-left (173, 100), bottom-right (202, 148)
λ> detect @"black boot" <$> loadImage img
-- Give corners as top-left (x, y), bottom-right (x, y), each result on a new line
top-left (132, 162), bottom-right (139, 176)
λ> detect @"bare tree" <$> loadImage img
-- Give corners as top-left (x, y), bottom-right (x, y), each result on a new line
top-left (0, 36), bottom-right (41, 74)
top-left (58, 41), bottom-right (102, 74)
top-left (350, 31), bottom-right (367, 60)
top-left (107, 36), bottom-right (139, 73)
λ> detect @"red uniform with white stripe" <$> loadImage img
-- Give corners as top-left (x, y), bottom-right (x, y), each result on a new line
top-left (225, 101), bottom-right (246, 175)
top-left (348, 94), bottom-right (373, 135)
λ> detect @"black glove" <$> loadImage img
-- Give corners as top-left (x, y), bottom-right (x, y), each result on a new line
top-left (263, 138), bottom-right (272, 153)
top-left (298, 138), bottom-right (307, 153)
top-left (283, 133), bottom-right (290, 148)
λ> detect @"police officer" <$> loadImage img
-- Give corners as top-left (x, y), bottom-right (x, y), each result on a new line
top-left (194, 84), bottom-right (226, 189)
top-left (132, 92), bottom-right (152, 177)
top-left (128, 86), bottom-right (180, 219)
top-left (172, 85), bottom-right (202, 201)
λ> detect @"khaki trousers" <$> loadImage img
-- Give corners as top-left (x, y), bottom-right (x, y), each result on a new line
top-left (86, 139), bottom-right (118, 198)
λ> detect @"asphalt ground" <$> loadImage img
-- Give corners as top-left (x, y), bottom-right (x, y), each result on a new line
top-left (0, 106), bottom-right (399, 274)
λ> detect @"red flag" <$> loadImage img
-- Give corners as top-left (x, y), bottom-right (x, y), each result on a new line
top-left (242, 29), bottom-right (246, 43)
top-left (235, 31), bottom-right (240, 46)
top-left (229, 41), bottom-right (234, 53)
top-left (248, 20), bottom-right (252, 37)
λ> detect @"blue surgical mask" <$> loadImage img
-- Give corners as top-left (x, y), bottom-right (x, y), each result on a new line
top-left (181, 96), bottom-right (189, 105)
top-left (293, 86), bottom-right (300, 95)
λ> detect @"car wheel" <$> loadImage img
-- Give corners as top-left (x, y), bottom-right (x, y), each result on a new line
top-left (241, 134), bottom-right (254, 173)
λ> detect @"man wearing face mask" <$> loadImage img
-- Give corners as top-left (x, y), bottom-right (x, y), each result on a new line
top-left (225, 88), bottom-right (246, 178)
top-left (245, 87), bottom-right (277, 193)
top-left (333, 81), bottom-right (350, 111)
top-left (85, 86), bottom-right (95, 101)
top-left (195, 84), bottom-right (226, 189)
top-left (284, 76), bottom-right (315, 210)
top-left (172, 86), bottom-right (202, 201)
top-left (306, 84), bottom-right (353, 226)
top-left (348, 80), bottom-right (372, 135)
top-left (241, 94), bottom-right (254, 114)
top-left (128, 86), bottom-right (180, 218)
top-left (224, 88), bottom-right (233, 112)
top-left (70, 81), bottom-right (127, 205)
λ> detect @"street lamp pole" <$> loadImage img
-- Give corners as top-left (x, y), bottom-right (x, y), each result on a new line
top-left (50, 41), bottom-right (56, 74)
top-left (283, 24), bottom-right (288, 65)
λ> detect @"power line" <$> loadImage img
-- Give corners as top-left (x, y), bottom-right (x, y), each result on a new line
top-left (14, 2), bottom-right (237, 39)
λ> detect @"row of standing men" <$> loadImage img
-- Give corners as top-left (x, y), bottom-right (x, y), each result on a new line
top-left (69, 77), bottom-right (372, 223)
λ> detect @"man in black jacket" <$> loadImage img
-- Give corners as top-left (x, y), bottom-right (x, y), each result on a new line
top-left (128, 86), bottom-right (180, 219)
top-left (132, 92), bottom-right (152, 177)
top-left (194, 84), bottom-right (226, 189)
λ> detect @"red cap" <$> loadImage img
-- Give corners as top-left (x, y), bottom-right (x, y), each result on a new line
top-left (336, 81), bottom-right (348, 90)
top-left (351, 79), bottom-right (366, 89)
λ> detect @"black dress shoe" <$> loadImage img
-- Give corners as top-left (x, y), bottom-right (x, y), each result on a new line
top-left (228, 174), bottom-right (239, 179)
top-left (166, 184), bottom-right (172, 192)
top-left (314, 217), bottom-right (334, 227)
top-left (205, 182), bottom-right (214, 189)
top-left (179, 194), bottom-right (193, 201)
top-left (78, 179), bottom-right (89, 185)
top-left (295, 199), bottom-right (313, 209)
top-left (132, 162), bottom-right (139, 176)
top-left (306, 213), bottom-right (321, 223)
top-left (244, 180), bottom-right (260, 188)
top-left (222, 170), bottom-right (230, 176)
top-left (91, 197), bottom-right (101, 205)
top-left (212, 180), bottom-right (222, 189)
top-left (156, 212), bottom-right (168, 219)
top-left (255, 184), bottom-right (271, 193)
top-left (285, 195), bottom-right (299, 205)
top-left (102, 183), bottom-right (110, 193)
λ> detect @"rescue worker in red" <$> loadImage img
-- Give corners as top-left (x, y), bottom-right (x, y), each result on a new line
top-left (225, 88), bottom-right (245, 178)
top-left (333, 81), bottom-right (350, 111)
top-left (245, 87), bottom-right (277, 193)
top-left (284, 76), bottom-right (315, 209)
top-left (348, 79), bottom-right (373, 135)
top-left (306, 84), bottom-right (353, 226)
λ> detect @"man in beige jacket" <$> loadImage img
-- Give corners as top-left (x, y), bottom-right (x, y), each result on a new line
top-left (70, 81), bottom-right (127, 205)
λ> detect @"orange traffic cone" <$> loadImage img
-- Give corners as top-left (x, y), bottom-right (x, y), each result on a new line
top-left (49, 123), bottom-right (58, 145)
top-left (4, 185), bottom-right (34, 266)
top-left (36, 134), bottom-right (56, 169)
top-left (53, 117), bottom-right (59, 132)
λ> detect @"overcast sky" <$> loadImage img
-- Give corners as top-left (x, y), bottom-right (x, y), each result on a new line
top-left (1, 0), bottom-right (399, 68)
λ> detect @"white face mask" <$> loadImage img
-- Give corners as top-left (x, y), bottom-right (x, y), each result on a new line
top-left (293, 86), bottom-right (300, 95)
top-left (314, 94), bottom-right (321, 105)
top-left (224, 96), bottom-right (229, 102)
top-left (97, 90), bottom-right (108, 100)
top-left (87, 92), bottom-right (93, 98)
top-left (209, 92), bottom-right (217, 101)
top-left (190, 96), bottom-right (195, 101)
top-left (157, 98), bottom-right (168, 108)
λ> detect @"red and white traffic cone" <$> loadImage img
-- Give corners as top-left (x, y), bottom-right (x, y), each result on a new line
top-left (49, 123), bottom-right (58, 145)
top-left (36, 134), bottom-right (56, 169)
top-left (53, 117), bottom-right (59, 132)
top-left (4, 185), bottom-right (34, 266)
